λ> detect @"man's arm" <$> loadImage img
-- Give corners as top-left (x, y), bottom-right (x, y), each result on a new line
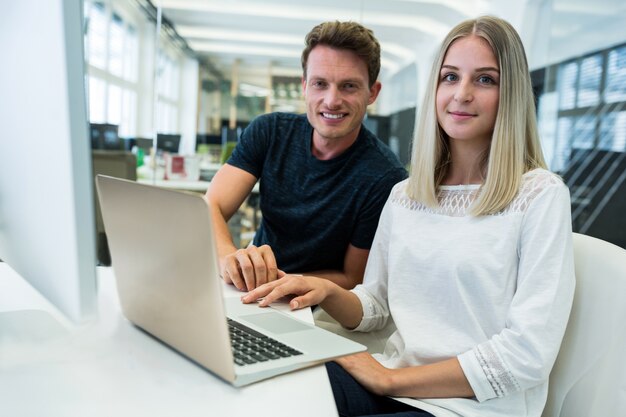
top-left (303, 244), bottom-right (368, 290)
top-left (205, 164), bottom-right (279, 290)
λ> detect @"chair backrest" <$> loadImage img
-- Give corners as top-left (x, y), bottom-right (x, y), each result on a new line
top-left (542, 233), bottom-right (626, 417)
top-left (91, 150), bottom-right (137, 265)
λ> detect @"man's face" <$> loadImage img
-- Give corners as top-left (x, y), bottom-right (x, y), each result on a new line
top-left (302, 45), bottom-right (381, 145)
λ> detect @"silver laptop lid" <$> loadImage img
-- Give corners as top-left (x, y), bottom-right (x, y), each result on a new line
top-left (95, 175), bottom-right (236, 383)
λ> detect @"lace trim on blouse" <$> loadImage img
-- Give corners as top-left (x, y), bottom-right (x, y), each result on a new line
top-left (391, 169), bottom-right (562, 217)
top-left (475, 342), bottom-right (522, 397)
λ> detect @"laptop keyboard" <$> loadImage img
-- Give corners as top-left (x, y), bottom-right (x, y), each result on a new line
top-left (227, 318), bottom-right (303, 366)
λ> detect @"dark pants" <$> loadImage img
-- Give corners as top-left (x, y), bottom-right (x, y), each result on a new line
top-left (325, 361), bottom-right (435, 417)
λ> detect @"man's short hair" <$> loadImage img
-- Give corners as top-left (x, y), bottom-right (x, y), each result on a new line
top-left (301, 21), bottom-right (381, 88)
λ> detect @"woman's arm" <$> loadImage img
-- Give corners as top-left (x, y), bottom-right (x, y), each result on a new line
top-left (458, 177), bottom-right (576, 402)
top-left (337, 353), bottom-right (475, 398)
top-left (241, 274), bottom-right (364, 329)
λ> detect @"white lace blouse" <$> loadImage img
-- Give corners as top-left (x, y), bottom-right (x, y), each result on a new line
top-left (351, 169), bottom-right (575, 417)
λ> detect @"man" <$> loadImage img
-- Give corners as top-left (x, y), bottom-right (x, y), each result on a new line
top-left (206, 21), bottom-right (406, 292)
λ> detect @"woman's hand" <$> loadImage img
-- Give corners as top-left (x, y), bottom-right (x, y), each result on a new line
top-left (336, 352), bottom-right (394, 396)
top-left (241, 274), bottom-right (331, 310)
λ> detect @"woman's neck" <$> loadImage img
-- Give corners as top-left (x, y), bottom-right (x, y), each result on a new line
top-left (442, 140), bottom-right (489, 185)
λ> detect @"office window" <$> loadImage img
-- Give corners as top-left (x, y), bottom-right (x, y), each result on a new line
top-left (605, 46), bottom-right (626, 103)
top-left (156, 51), bottom-right (181, 133)
top-left (89, 75), bottom-right (106, 123)
top-left (86, 2), bottom-right (107, 69)
top-left (84, 1), bottom-right (140, 137)
top-left (119, 90), bottom-right (137, 138)
top-left (123, 26), bottom-right (138, 82)
top-left (157, 52), bottom-right (180, 101)
top-left (107, 84), bottom-right (122, 126)
top-left (156, 102), bottom-right (177, 133)
top-left (108, 13), bottom-right (125, 78)
top-left (572, 115), bottom-right (596, 149)
top-left (600, 111), bottom-right (626, 151)
top-left (557, 62), bottom-right (578, 110)
top-left (577, 55), bottom-right (603, 108)
top-left (553, 116), bottom-right (573, 172)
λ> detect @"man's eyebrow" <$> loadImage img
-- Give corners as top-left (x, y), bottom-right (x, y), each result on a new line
top-left (341, 78), bottom-right (365, 84)
top-left (307, 76), bottom-right (366, 84)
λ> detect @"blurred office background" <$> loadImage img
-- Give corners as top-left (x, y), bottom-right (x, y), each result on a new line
top-left (82, 0), bottom-right (626, 248)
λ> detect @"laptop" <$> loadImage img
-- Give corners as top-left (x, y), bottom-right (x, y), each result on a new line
top-left (95, 175), bottom-right (365, 387)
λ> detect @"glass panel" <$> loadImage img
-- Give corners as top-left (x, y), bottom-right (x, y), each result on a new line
top-left (107, 84), bottom-right (122, 125)
top-left (119, 90), bottom-right (137, 137)
top-left (88, 75), bottom-right (106, 123)
top-left (156, 53), bottom-right (167, 97)
top-left (600, 110), bottom-right (626, 151)
top-left (108, 13), bottom-right (124, 77)
top-left (553, 116), bottom-right (573, 172)
top-left (170, 62), bottom-right (180, 100)
top-left (615, 111), bottom-right (626, 152)
top-left (557, 62), bottom-right (578, 110)
top-left (604, 46), bottom-right (626, 103)
top-left (537, 92), bottom-right (559, 170)
top-left (156, 101), bottom-right (170, 133)
top-left (124, 25), bottom-right (139, 82)
top-left (86, 2), bottom-right (107, 69)
top-left (571, 115), bottom-right (596, 149)
top-left (577, 55), bottom-right (602, 107)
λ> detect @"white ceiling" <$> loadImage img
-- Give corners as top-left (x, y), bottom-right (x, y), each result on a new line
top-left (157, 0), bottom-right (495, 85)
top-left (155, 0), bottom-right (626, 89)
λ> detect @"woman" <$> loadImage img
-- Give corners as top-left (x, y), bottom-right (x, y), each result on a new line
top-left (243, 15), bottom-right (575, 417)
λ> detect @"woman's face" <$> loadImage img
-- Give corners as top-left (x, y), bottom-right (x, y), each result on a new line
top-left (436, 35), bottom-right (500, 148)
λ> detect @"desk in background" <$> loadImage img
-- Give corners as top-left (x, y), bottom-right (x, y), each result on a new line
top-left (0, 263), bottom-right (338, 417)
top-left (137, 178), bottom-right (259, 194)
top-left (137, 178), bottom-right (211, 193)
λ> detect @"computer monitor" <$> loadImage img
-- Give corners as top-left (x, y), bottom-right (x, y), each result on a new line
top-left (90, 123), bottom-right (121, 150)
top-left (125, 137), bottom-right (154, 152)
top-left (0, 0), bottom-right (97, 323)
top-left (196, 133), bottom-right (221, 147)
top-left (156, 133), bottom-right (181, 153)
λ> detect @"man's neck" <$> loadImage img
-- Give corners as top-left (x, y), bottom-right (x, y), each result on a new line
top-left (311, 128), bottom-right (360, 161)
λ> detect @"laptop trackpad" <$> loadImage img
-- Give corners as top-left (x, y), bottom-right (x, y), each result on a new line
top-left (240, 312), bottom-right (311, 334)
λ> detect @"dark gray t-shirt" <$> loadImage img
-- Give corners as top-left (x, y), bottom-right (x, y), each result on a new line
top-left (228, 112), bottom-right (407, 273)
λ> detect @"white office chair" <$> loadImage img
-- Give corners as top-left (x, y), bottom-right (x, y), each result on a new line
top-left (542, 233), bottom-right (626, 417)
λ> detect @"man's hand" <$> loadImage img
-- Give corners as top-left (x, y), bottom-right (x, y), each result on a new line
top-left (221, 244), bottom-right (280, 291)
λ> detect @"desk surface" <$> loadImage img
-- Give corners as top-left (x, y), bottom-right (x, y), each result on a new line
top-left (137, 178), bottom-right (260, 194)
top-left (0, 263), bottom-right (338, 417)
top-left (137, 178), bottom-right (212, 192)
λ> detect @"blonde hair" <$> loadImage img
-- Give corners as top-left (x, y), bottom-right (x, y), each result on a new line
top-left (407, 15), bottom-right (546, 215)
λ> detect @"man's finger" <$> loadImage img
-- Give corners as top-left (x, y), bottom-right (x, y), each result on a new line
top-left (235, 249), bottom-right (257, 291)
top-left (224, 261), bottom-right (245, 291)
top-left (258, 246), bottom-right (278, 282)
top-left (246, 246), bottom-right (268, 287)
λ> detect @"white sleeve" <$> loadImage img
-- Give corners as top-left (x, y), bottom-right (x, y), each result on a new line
top-left (351, 196), bottom-right (393, 332)
top-left (458, 182), bottom-right (576, 402)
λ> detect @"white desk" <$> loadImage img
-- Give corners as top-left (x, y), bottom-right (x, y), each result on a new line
top-left (0, 263), bottom-right (338, 417)
top-left (137, 178), bottom-right (211, 193)
top-left (137, 178), bottom-right (260, 194)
